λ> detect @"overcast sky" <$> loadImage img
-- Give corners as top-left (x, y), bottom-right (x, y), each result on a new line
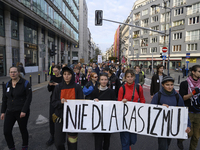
top-left (86, 0), bottom-right (136, 53)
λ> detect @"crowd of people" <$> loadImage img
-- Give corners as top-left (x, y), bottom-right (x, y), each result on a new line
top-left (1, 61), bottom-right (200, 150)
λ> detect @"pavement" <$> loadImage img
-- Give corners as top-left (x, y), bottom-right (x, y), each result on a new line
top-left (0, 71), bottom-right (50, 103)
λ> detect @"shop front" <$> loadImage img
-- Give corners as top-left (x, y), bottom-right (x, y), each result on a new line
top-left (24, 43), bottom-right (38, 73)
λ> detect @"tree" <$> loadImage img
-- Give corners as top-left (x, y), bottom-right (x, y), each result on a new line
top-left (94, 47), bottom-right (102, 60)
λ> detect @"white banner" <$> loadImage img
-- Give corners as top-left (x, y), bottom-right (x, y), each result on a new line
top-left (98, 55), bottom-right (102, 63)
top-left (63, 100), bottom-right (188, 139)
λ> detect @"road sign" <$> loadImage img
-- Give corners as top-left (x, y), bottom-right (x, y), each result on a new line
top-left (162, 53), bottom-right (167, 56)
top-left (186, 53), bottom-right (190, 58)
top-left (162, 55), bottom-right (166, 60)
top-left (186, 61), bottom-right (189, 63)
top-left (162, 47), bottom-right (168, 53)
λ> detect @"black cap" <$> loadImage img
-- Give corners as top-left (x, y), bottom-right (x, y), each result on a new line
top-left (103, 67), bottom-right (110, 72)
top-left (162, 76), bottom-right (174, 84)
top-left (52, 61), bottom-right (55, 63)
top-left (62, 66), bottom-right (73, 75)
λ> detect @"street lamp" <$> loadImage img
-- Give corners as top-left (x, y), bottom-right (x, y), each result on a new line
top-left (151, 3), bottom-right (192, 76)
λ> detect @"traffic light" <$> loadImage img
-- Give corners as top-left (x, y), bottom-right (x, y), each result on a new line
top-left (49, 44), bottom-right (57, 56)
top-left (160, 53), bottom-right (162, 58)
top-left (95, 10), bottom-right (103, 26)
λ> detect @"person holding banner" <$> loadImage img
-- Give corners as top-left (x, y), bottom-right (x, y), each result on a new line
top-left (90, 73), bottom-right (116, 150)
top-left (178, 65), bottom-right (200, 150)
top-left (118, 69), bottom-right (145, 150)
top-left (151, 76), bottom-right (191, 150)
top-left (52, 66), bottom-right (84, 150)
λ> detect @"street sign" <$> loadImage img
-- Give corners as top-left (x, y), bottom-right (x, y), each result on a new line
top-left (162, 53), bottom-right (167, 56)
top-left (186, 53), bottom-right (190, 58)
top-left (162, 47), bottom-right (168, 53)
top-left (186, 61), bottom-right (189, 63)
top-left (162, 55), bottom-right (166, 60)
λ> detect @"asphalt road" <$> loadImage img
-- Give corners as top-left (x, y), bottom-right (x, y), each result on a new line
top-left (0, 86), bottom-right (200, 150)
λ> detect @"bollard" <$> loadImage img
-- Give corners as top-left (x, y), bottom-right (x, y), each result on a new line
top-left (178, 75), bottom-right (180, 84)
top-left (38, 74), bottom-right (40, 84)
top-left (45, 72), bottom-right (47, 81)
top-left (29, 75), bottom-right (32, 87)
top-left (2, 81), bottom-right (4, 92)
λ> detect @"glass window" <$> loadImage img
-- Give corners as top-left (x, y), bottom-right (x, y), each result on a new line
top-left (24, 23), bottom-right (38, 44)
top-left (0, 9), bottom-right (4, 37)
top-left (12, 48), bottom-right (20, 66)
top-left (25, 49), bottom-right (38, 66)
top-left (11, 15), bottom-right (19, 40)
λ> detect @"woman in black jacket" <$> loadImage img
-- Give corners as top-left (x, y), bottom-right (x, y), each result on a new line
top-left (46, 65), bottom-right (63, 146)
top-left (90, 73), bottom-right (116, 150)
top-left (1, 66), bottom-right (32, 150)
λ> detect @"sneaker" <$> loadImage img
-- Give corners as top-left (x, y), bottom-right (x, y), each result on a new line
top-left (46, 136), bottom-right (54, 146)
top-left (177, 140), bottom-right (184, 150)
top-left (22, 145), bottom-right (28, 150)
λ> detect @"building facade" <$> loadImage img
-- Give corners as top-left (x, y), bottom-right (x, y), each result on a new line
top-left (0, 0), bottom-right (79, 75)
top-left (128, 0), bottom-right (200, 69)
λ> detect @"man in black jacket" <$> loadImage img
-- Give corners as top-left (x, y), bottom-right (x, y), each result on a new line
top-left (52, 66), bottom-right (84, 150)
top-left (104, 67), bottom-right (121, 99)
top-left (178, 65), bottom-right (200, 150)
top-left (150, 64), bottom-right (167, 99)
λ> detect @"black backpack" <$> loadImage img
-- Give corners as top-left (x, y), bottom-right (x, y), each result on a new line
top-left (122, 84), bottom-right (140, 100)
top-left (157, 91), bottom-right (179, 106)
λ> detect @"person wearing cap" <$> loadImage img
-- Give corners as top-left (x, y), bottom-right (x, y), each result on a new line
top-left (150, 64), bottom-right (167, 99)
top-left (178, 65), bottom-right (200, 150)
top-left (151, 76), bottom-right (191, 150)
top-left (52, 66), bottom-right (84, 150)
top-left (48, 61), bottom-right (55, 79)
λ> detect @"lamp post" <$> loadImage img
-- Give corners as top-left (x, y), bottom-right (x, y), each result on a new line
top-left (151, 2), bottom-right (192, 76)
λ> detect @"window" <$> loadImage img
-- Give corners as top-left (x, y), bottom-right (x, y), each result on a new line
top-left (133, 12), bottom-right (140, 21)
top-left (162, 1), bottom-right (170, 7)
top-left (150, 26), bottom-right (159, 35)
top-left (142, 19), bottom-right (149, 27)
top-left (150, 47), bottom-right (157, 53)
top-left (133, 40), bottom-right (139, 45)
top-left (151, 6), bottom-right (160, 15)
top-left (142, 9), bottom-right (148, 16)
top-left (133, 31), bottom-right (140, 38)
top-left (135, 21), bottom-right (139, 26)
top-left (161, 12), bottom-right (170, 22)
top-left (173, 0), bottom-right (186, 7)
top-left (173, 32), bottom-right (182, 40)
top-left (25, 48), bottom-right (38, 66)
top-left (141, 29), bottom-right (148, 35)
top-left (12, 48), bottom-right (20, 66)
top-left (11, 15), bottom-right (19, 40)
top-left (24, 24), bottom-right (38, 45)
top-left (187, 43), bottom-right (197, 51)
top-left (189, 16), bottom-right (199, 25)
top-left (172, 20), bottom-right (184, 27)
top-left (141, 48), bottom-right (147, 54)
top-left (0, 9), bottom-right (4, 37)
top-left (141, 38), bottom-right (148, 47)
top-left (174, 8), bottom-right (184, 16)
top-left (151, 37), bottom-right (157, 43)
top-left (161, 24), bottom-right (169, 31)
top-left (186, 30), bottom-right (200, 41)
top-left (151, 16), bottom-right (158, 23)
top-left (173, 45), bottom-right (181, 52)
top-left (187, 2), bottom-right (200, 15)
top-left (160, 35), bottom-right (169, 44)
top-left (134, 49), bottom-right (139, 55)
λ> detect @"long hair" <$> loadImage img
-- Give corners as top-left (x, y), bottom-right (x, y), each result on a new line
top-left (189, 65), bottom-right (200, 76)
top-left (156, 64), bottom-right (163, 74)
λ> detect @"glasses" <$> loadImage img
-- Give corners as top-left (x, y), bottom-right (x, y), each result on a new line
top-left (93, 76), bottom-right (98, 78)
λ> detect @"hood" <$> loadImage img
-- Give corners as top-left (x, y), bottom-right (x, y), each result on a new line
top-left (160, 87), bottom-right (177, 97)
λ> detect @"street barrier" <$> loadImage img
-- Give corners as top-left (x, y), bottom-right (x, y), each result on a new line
top-left (29, 75), bottom-right (32, 87)
top-left (178, 75), bottom-right (180, 84)
top-left (45, 72), bottom-right (47, 81)
top-left (38, 74), bottom-right (40, 84)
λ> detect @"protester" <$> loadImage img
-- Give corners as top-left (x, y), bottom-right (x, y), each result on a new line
top-left (134, 65), bottom-right (144, 86)
top-left (52, 66), bottom-right (84, 150)
top-left (48, 61), bottom-right (55, 79)
top-left (150, 64), bottom-right (167, 99)
top-left (74, 67), bottom-right (81, 85)
top-left (151, 76), bottom-right (191, 150)
top-left (178, 65), bottom-right (200, 150)
top-left (82, 64), bottom-right (87, 75)
top-left (90, 73), bottom-right (116, 150)
top-left (86, 67), bottom-right (92, 82)
top-left (46, 65), bottom-right (63, 146)
top-left (1, 66), bottom-right (32, 150)
top-left (83, 72), bottom-right (99, 99)
top-left (149, 64), bottom-right (152, 74)
top-left (118, 69), bottom-right (145, 150)
top-left (104, 67), bottom-right (121, 99)
top-left (80, 66), bottom-right (87, 86)
top-left (182, 65), bottom-right (186, 78)
top-left (18, 62), bottom-right (25, 77)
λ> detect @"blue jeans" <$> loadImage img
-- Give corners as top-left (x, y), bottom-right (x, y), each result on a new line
top-left (158, 138), bottom-right (171, 150)
top-left (120, 132), bottom-right (137, 150)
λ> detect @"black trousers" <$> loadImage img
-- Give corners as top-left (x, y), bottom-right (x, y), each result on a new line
top-left (4, 110), bottom-right (30, 149)
top-left (94, 133), bottom-right (111, 150)
top-left (54, 121), bottom-right (78, 150)
top-left (49, 102), bottom-right (55, 136)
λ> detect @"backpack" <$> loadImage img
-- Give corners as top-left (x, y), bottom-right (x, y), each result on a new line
top-left (6, 80), bottom-right (29, 89)
top-left (122, 84), bottom-right (140, 99)
top-left (157, 91), bottom-right (179, 106)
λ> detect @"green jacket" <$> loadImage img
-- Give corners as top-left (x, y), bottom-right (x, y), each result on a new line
top-left (139, 73), bottom-right (144, 86)
top-left (49, 66), bottom-right (55, 76)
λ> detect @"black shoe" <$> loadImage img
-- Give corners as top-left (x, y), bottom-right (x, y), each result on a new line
top-left (177, 140), bottom-right (184, 150)
top-left (46, 136), bottom-right (54, 146)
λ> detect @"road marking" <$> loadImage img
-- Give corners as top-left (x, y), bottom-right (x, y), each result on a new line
top-left (36, 114), bottom-right (49, 125)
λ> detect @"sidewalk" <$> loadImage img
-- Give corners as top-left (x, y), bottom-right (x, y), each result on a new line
top-left (0, 72), bottom-right (50, 103)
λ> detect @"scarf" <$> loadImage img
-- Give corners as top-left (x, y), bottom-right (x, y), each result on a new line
top-left (99, 85), bottom-right (108, 91)
top-left (187, 76), bottom-right (200, 105)
top-left (163, 88), bottom-right (173, 96)
top-left (75, 73), bottom-right (80, 83)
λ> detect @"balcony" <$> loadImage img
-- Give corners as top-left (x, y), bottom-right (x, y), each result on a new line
top-left (141, 23), bottom-right (148, 27)
top-left (133, 34), bottom-right (140, 38)
top-left (185, 35), bottom-right (199, 42)
top-left (151, 9), bottom-right (160, 15)
top-left (160, 17), bottom-right (170, 23)
top-left (141, 43), bottom-right (148, 47)
top-left (159, 41), bottom-right (169, 45)
top-left (174, 1), bottom-right (186, 7)
top-left (171, 24), bottom-right (185, 31)
top-left (187, 9), bottom-right (200, 15)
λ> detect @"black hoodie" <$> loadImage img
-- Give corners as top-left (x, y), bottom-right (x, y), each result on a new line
top-left (51, 67), bottom-right (84, 118)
